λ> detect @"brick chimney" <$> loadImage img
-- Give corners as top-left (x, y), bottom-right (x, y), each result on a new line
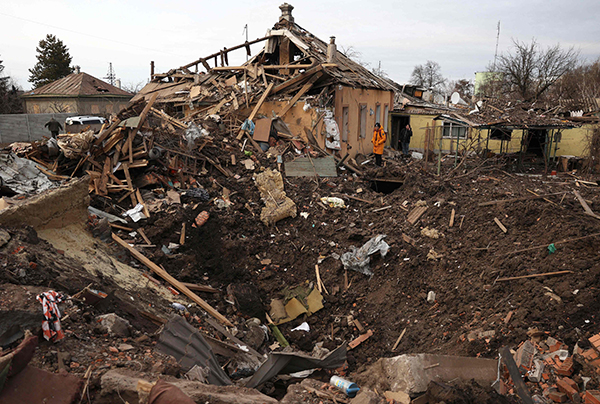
top-left (74, 65), bottom-right (81, 74)
top-left (327, 37), bottom-right (337, 63)
top-left (279, 3), bottom-right (294, 23)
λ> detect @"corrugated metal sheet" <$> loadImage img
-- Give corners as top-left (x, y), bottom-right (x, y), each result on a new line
top-left (23, 73), bottom-right (132, 98)
top-left (155, 315), bottom-right (232, 386)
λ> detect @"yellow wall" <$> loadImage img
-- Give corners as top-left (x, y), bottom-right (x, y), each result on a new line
top-left (402, 112), bottom-right (595, 158)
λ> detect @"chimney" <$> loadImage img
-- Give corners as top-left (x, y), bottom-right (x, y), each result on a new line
top-left (327, 36), bottom-right (337, 63)
top-left (279, 3), bottom-right (294, 23)
top-left (74, 65), bottom-right (81, 74)
top-left (115, 79), bottom-right (121, 89)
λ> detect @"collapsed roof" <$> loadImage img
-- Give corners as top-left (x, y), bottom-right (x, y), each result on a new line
top-left (133, 3), bottom-right (395, 111)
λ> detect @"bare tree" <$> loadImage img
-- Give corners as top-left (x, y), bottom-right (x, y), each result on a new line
top-left (121, 81), bottom-right (146, 94)
top-left (371, 61), bottom-right (389, 79)
top-left (497, 38), bottom-right (579, 101)
top-left (339, 45), bottom-right (371, 70)
top-left (448, 79), bottom-right (474, 101)
top-left (410, 61), bottom-right (446, 91)
top-left (551, 57), bottom-right (600, 100)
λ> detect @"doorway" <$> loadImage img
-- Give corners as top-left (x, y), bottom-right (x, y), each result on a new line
top-left (391, 115), bottom-right (410, 150)
top-left (526, 129), bottom-right (548, 157)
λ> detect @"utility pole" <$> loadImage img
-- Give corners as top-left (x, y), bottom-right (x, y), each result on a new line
top-left (105, 62), bottom-right (116, 86)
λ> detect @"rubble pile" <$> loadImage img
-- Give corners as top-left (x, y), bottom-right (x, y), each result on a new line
top-left (0, 8), bottom-right (600, 404)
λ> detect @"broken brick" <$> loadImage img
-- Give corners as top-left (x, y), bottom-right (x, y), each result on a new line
top-left (556, 357), bottom-right (574, 376)
top-left (585, 390), bottom-right (600, 404)
top-left (548, 391), bottom-right (568, 403)
top-left (557, 378), bottom-right (581, 402)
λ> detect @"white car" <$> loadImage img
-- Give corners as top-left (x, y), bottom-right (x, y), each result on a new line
top-left (65, 116), bottom-right (107, 133)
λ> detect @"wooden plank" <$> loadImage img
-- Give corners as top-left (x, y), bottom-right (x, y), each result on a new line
top-left (272, 64), bottom-right (324, 94)
top-left (285, 156), bottom-right (337, 177)
top-left (122, 163), bottom-right (138, 207)
top-left (94, 119), bottom-right (122, 146)
top-left (494, 217), bottom-right (508, 233)
top-left (150, 107), bottom-right (187, 129)
top-left (478, 192), bottom-right (565, 207)
top-left (253, 118), bottom-right (272, 142)
top-left (179, 223), bottom-right (186, 245)
top-left (97, 156), bottom-right (110, 196)
top-left (407, 206), bottom-right (427, 225)
top-left (128, 93), bottom-right (158, 163)
top-left (573, 190), bottom-right (600, 219)
top-left (204, 318), bottom-right (262, 359)
top-left (349, 329), bottom-right (374, 350)
top-left (279, 72), bottom-right (322, 117)
top-left (181, 282), bottom-right (218, 293)
top-left (137, 228), bottom-right (151, 245)
top-left (333, 193), bottom-right (374, 205)
top-left (108, 223), bottom-right (134, 232)
top-left (496, 270), bottom-right (573, 282)
top-left (392, 328), bottom-right (407, 351)
top-left (236, 82), bottom-right (274, 140)
top-left (136, 189), bottom-right (150, 218)
top-left (449, 208), bottom-right (456, 227)
top-left (112, 233), bottom-right (233, 326)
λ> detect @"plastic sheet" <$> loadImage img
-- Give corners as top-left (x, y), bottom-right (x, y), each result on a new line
top-left (340, 234), bottom-right (389, 276)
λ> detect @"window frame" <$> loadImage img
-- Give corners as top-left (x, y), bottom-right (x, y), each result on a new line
top-left (441, 121), bottom-right (468, 140)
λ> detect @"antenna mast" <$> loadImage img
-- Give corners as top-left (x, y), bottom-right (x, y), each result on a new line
top-left (493, 21), bottom-right (500, 71)
top-left (105, 62), bottom-right (116, 86)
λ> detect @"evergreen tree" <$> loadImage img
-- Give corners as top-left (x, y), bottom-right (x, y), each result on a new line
top-left (28, 34), bottom-right (74, 88)
top-left (0, 57), bottom-right (23, 114)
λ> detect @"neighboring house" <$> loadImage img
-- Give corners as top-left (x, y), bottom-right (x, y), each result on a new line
top-left (22, 69), bottom-right (132, 115)
top-left (392, 90), bottom-right (599, 163)
top-left (133, 3), bottom-right (395, 158)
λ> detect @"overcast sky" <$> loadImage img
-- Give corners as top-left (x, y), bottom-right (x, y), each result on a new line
top-left (1, 0), bottom-right (599, 92)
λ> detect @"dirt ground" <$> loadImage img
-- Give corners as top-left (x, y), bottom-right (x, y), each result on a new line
top-left (2, 131), bottom-right (600, 402)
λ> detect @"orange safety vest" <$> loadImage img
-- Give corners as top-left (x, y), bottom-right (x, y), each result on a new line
top-left (372, 128), bottom-right (386, 155)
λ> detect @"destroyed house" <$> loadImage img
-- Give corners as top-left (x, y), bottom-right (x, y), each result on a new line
top-left (22, 69), bottom-right (133, 115)
top-left (134, 3), bottom-right (395, 158)
top-left (397, 95), bottom-right (600, 168)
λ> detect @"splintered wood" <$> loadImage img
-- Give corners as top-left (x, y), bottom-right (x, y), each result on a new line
top-left (349, 329), bottom-right (374, 349)
top-left (407, 206), bottom-right (427, 224)
top-left (494, 217), bottom-right (508, 233)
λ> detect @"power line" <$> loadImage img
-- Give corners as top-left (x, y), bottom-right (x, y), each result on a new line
top-left (0, 12), bottom-right (185, 58)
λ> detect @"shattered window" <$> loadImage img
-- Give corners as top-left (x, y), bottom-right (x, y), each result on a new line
top-left (490, 128), bottom-right (512, 140)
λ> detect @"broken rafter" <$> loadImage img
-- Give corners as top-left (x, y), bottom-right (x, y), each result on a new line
top-left (180, 35), bottom-right (273, 72)
top-left (279, 71), bottom-right (323, 117)
top-left (236, 82), bottom-right (274, 140)
top-left (478, 192), bottom-right (565, 207)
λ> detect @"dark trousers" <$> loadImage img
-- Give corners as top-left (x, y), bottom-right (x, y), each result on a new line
top-left (375, 154), bottom-right (382, 166)
top-left (51, 131), bottom-right (59, 138)
top-left (402, 142), bottom-right (410, 155)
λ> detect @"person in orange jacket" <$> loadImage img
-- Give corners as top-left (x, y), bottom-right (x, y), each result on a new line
top-left (371, 122), bottom-right (386, 166)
